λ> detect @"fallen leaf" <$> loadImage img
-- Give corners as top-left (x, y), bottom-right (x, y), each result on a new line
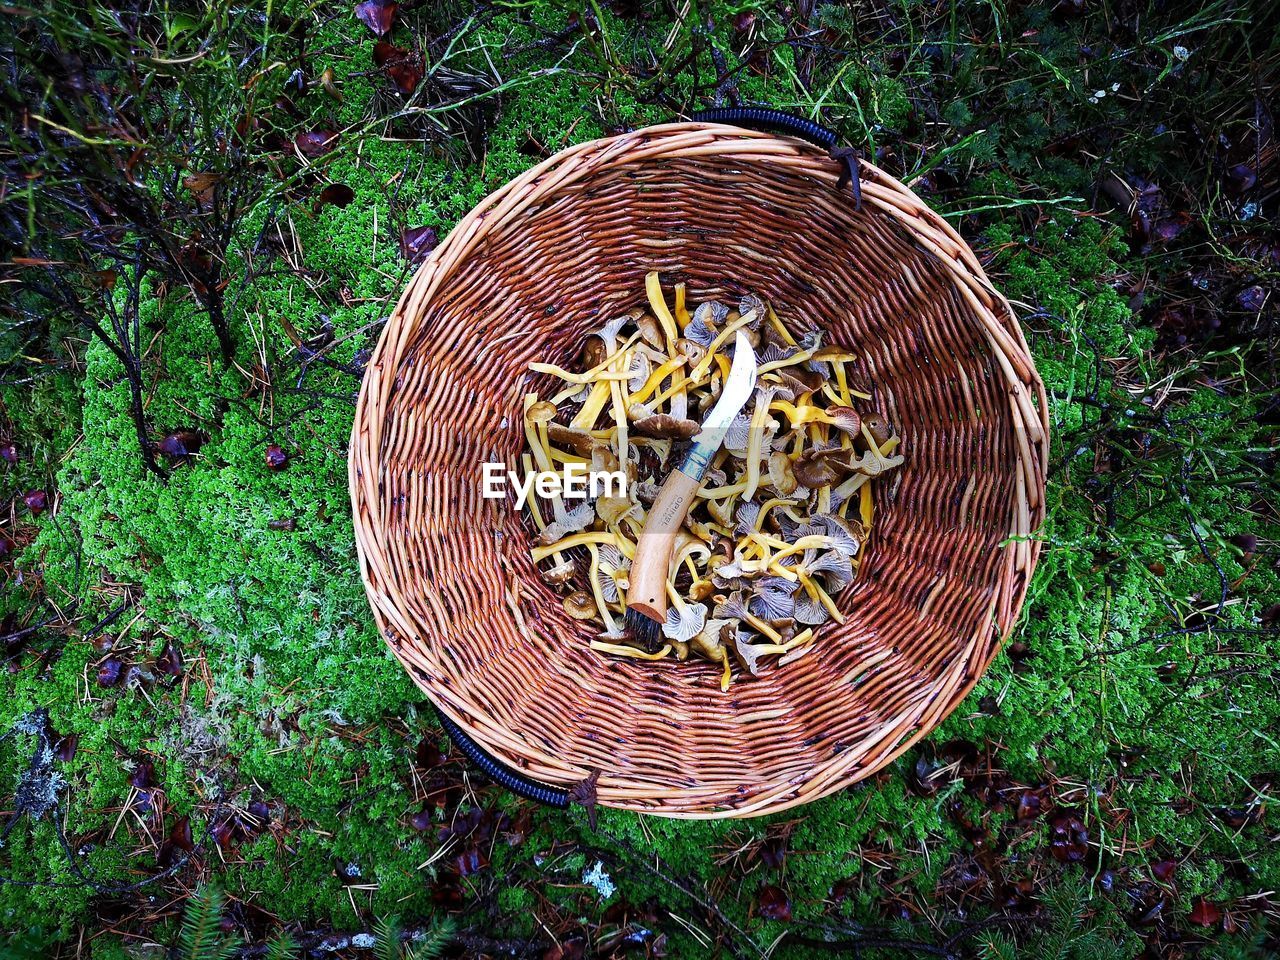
top-left (294, 131), bottom-right (340, 158)
top-left (355, 0), bottom-right (397, 36)
top-left (373, 39), bottom-right (423, 95)
top-left (1189, 898), bottom-right (1222, 927)
top-left (400, 225), bottom-right (439, 265)
top-left (756, 884), bottom-right (792, 921)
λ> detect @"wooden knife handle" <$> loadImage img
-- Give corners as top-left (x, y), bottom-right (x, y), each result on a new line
top-left (628, 468), bottom-right (701, 623)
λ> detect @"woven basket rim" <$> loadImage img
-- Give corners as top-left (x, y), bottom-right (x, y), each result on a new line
top-left (349, 122), bottom-right (1050, 818)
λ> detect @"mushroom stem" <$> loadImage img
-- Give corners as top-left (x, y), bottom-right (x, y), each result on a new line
top-left (674, 283), bottom-right (690, 329)
top-left (757, 347), bottom-right (818, 373)
top-left (571, 380), bottom-right (613, 430)
top-left (591, 640), bottom-right (672, 660)
top-left (743, 612), bottom-right (784, 643)
top-left (741, 627), bottom-right (815, 656)
top-left (630, 356), bottom-right (686, 405)
top-left (766, 303), bottom-right (796, 346)
top-left (586, 543), bottom-right (619, 634)
top-left (644, 271), bottom-right (679, 354)
top-left (688, 310), bottom-right (757, 382)
top-left (531, 332), bottom-right (641, 385)
top-left (743, 388), bottom-right (779, 503)
top-left (532, 531), bottom-right (634, 563)
top-left (754, 497), bottom-right (799, 530)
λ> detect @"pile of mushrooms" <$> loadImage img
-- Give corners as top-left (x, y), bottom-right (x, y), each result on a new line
top-left (524, 273), bottom-right (904, 690)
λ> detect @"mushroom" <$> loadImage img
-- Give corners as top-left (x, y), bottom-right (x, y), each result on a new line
top-left (662, 601), bottom-right (707, 644)
top-left (687, 301), bottom-right (726, 346)
top-left (863, 413), bottom-right (896, 446)
top-left (793, 587), bottom-right (831, 626)
top-left (767, 451), bottom-right (798, 495)
top-left (835, 446), bottom-right (905, 478)
top-left (742, 384), bottom-right (787, 502)
top-left (749, 576), bottom-right (796, 622)
top-left (532, 501), bottom-right (595, 547)
top-left (706, 496), bottom-right (735, 527)
top-left (734, 499), bottom-right (761, 537)
top-left (732, 628), bottom-right (768, 677)
top-left (824, 406), bottom-right (862, 437)
top-left (739, 294), bottom-right (766, 328)
top-left (675, 337), bottom-right (706, 367)
top-left (774, 365), bottom-right (825, 395)
top-left (793, 565), bottom-right (847, 625)
top-left (810, 515), bottom-right (861, 558)
top-left (688, 618), bottom-right (734, 690)
top-left (627, 351), bottom-right (653, 393)
top-left (633, 413), bottom-right (700, 440)
top-left (580, 335), bottom-right (607, 370)
top-left (688, 577), bottom-right (717, 601)
top-left (525, 399), bottom-right (558, 447)
top-left (804, 547), bottom-right (855, 591)
top-left (644, 272), bottom-right (680, 350)
top-left (594, 544), bottom-right (631, 603)
top-left (635, 312), bottom-right (665, 349)
top-left (793, 448), bottom-right (843, 488)
top-left (714, 590), bottom-right (785, 643)
top-left (710, 553), bottom-right (751, 586)
top-left (592, 443), bottom-right (636, 525)
top-left (563, 591), bottom-right (598, 620)
top-left (538, 556), bottom-right (576, 586)
top-left (757, 342), bottom-right (797, 366)
top-left (547, 422), bottom-right (596, 455)
top-left (634, 480), bottom-right (661, 505)
top-left (723, 412), bottom-right (753, 456)
top-left (591, 639), bottom-right (672, 660)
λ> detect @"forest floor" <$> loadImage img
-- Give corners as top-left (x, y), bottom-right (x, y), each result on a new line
top-left (0, 1), bottom-right (1277, 958)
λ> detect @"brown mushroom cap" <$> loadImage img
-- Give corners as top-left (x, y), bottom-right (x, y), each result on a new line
top-left (548, 422), bottom-right (596, 454)
top-left (580, 335), bottom-right (607, 370)
top-left (632, 413), bottom-right (700, 440)
top-left (539, 557), bottom-right (576, 585)
top-left (563, 590), bottom-right (598, 620)
top-left (526, 400), bottom-right (558, 424)
top-left (635, 313), bottom-right (665, 348)
top-left (863, 413), bottom-right (895, 446)
top-left (776, 366), bottom-right (825, 394)
top-left (675, 337), bottom-right (706, 366)
top-left (793, 448), bottom-right (844, 488)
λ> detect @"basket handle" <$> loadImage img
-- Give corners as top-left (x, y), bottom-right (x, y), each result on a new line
top-left (688, 107), bottom-right (861, 208)
top-left (433, 704), bottom-right (570, 808)
top-left (690, 106), bottom-right (836, 149)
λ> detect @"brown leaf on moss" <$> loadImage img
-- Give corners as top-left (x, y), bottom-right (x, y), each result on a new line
top-left (1189, 898), bottom-right (1222, 927)
top-left (399, 225), bottom-right (438, 265)
top-left (756, 884), bottom-right (792, 921)
top-left (373, 39), bottom-right (423, 95)
top-left (294, 131), bottom-right (340, 158)
top-left (354, 0), bottom-right (397, 36)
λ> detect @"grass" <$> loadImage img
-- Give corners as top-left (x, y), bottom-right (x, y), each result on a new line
top-left (0, 0), bottom-right (1276, 956)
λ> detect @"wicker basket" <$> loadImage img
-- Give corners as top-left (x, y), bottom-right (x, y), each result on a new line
top-left (349, 114), bottom-right (1048, 819)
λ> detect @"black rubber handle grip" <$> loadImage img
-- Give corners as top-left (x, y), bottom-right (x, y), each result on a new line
top-left (690, 106), bottom-right (838, 150)
top-left (434, 704), bottom-right (569, 808)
